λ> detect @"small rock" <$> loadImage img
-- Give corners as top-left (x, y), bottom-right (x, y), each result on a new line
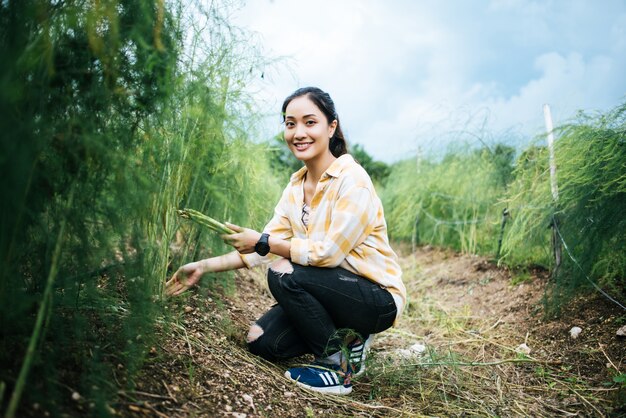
top-left (409, 343), bottom-right (427, 354)
top-left (396, 349), bottom-right (412, 358)
top-left (515, 343), bottom-right (531, 355)
top-left (569, 326), bottom-right (582, 339)
top-left (184, 306), bottom-right (194, 313)
top-left (242, 394), bottom-right (255, 411)
top-left (616, 325), bottom-right (626, 337)
top-left (397, 342), bottom-right (427, 358)
top-left (225, 405), bottom-right (233, 412)
top-left (231, 413), bottom-right (247, 418)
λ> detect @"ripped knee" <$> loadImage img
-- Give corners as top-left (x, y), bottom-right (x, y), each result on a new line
top-left (246, 324), bottom-right (264, 343)
top-left (269, 258), bottom-right (293, 275)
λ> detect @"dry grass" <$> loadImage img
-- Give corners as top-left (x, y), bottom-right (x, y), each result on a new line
top-left (353, 248), bottom-right (619, 417)
top-left (123, 247), bottom-right (624, 417)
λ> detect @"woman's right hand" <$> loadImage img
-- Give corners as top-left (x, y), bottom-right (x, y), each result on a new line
top-left (165, 261), bottom-right (205, 296)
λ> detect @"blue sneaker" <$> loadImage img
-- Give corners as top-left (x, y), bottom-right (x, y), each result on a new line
top-left (285, 363), bottom-right (352, 395)
top-left (347, 334), bottom-right (373, 377)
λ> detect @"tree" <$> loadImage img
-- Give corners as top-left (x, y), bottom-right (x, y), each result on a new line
top-left (351, 143), bottom-right (390, 185)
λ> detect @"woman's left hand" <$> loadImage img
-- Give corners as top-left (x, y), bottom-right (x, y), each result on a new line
top-left (221, 223), bottom-right (262, 254)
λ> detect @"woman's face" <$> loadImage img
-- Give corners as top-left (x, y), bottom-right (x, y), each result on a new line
top-left (284, 96), bottom-right (337, 163)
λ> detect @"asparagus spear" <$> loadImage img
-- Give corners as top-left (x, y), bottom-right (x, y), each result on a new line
top-left (177, 208), bottom-right (236, 234)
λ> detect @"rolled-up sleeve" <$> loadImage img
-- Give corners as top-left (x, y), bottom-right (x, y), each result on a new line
top-left (290, 185), bottom-right (376, 267)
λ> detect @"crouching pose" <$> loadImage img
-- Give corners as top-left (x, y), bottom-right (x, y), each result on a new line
top-left (166, 87), bottom-right (406, 395)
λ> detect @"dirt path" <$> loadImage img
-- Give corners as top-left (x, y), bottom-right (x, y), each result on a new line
top-left (123, 247), bottom-right (626, 417)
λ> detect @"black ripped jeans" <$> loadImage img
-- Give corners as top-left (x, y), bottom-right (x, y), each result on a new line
top-left (247, 262), bottom-right (397, 361)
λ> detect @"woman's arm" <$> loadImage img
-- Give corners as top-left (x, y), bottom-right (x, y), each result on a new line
top-left (165, 250), bottom-right (245, 296)
top-left (167, 221), bottom-right (294, 296)
top-left (222, 223), bottom-right (292, 259)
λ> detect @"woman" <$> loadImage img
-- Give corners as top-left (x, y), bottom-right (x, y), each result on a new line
top-left (166, 87), bottom-right (406, 395)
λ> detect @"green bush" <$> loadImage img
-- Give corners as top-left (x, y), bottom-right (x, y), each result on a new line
top-left (382, 144), bottom-right (513, 255)
top-left (0, 1), bottom-right (282, 415)
top-left (382, 101), bottom-right (626, 311)
top-left (503, 103), bottom-right (626, 305)
top-left (499, 144), bottom-right (554, 268)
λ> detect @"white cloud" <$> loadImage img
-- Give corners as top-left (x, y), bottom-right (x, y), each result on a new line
top-left (477, 51), bottom-right (620, 136)
top-left (233, 0), bottom-right (626, 162)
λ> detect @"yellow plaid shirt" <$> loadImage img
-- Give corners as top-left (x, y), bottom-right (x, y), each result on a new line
top-left (241, 154), bottom-right (406, 317)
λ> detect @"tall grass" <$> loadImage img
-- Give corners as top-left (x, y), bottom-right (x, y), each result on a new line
top-left (382, 101), bottom-right (626, 310)
top-left (0, 1), bottom-right (282, 416)
top-left (382, 144), bottom-right (514, 255)
top-left (1, 1), bottom-right (180, 415)
top-left (503, 103), bottom-right (626, 307)
top-left (499, 144), bottom-right (554, 268)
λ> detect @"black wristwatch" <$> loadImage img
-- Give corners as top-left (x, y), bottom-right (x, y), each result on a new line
top-left (254, 233), bottom-right (271, 256)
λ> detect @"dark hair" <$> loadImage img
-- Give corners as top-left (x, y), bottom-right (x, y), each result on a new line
top-left (281, 87), bottom-right (348, 158)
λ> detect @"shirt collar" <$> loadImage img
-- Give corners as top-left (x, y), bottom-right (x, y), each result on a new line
top-left (290, 154), bottom-right (354, 184)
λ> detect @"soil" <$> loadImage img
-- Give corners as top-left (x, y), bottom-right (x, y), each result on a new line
top-left (118, 246), bottom-right (626, 417)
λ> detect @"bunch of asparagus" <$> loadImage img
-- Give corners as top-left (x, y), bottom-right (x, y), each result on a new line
top-left (177, 208), bottom-right (236, 234)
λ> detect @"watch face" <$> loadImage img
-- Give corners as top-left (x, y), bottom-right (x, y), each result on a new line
top-left (255, 233), bottom-right (270, 256)
top-left (255, 242), bottom-right (270, 256)
top-left (258, 245), bottom-right (270, 256)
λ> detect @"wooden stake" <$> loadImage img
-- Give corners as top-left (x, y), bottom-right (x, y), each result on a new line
top-left (543, 104), bottom-right (559, 201)
top-left (543, 104), bottom-right (562, 272)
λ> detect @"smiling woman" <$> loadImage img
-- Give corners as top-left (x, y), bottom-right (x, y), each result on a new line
top-left (284, 97), bottom-right (335, 162)
top-left (282, 86), bottom-right (346, 163)
top-left (167, 87), bottom-right (407, 396)
top-left (282, 87), bottom-right (346, 206)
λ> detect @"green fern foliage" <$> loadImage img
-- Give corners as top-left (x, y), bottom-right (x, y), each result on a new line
top-left (0, 1), bottom-right (282, 415)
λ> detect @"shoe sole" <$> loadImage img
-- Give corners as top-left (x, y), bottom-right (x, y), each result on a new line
top-left (284, 371), bottom-right (353, 395)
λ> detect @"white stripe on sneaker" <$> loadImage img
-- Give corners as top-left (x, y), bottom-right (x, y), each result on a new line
top-left (319, 373), bottom-right (327, 385)
top-left (330, 372), bottom-right (340, 385)
top-left (320, 372), bottom-right (331, 386)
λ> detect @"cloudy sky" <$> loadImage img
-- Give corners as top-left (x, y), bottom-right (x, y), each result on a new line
top-left (232, 0), bottom-right (626, 162)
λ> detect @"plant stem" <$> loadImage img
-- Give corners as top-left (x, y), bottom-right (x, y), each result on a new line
top-left (4, 188), bottom-right (75, 418)
top-left (407, 358), bottom-right (561, 368)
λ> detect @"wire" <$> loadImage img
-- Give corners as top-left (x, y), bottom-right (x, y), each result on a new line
top-left (412, 203), bottom-right (625, 311)
top-left (416, 205), bottom-right (625, 310)
top-left (552, 216), bottom-right (626, 311)
top-left (418, 207), bottom-right (491, 226)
